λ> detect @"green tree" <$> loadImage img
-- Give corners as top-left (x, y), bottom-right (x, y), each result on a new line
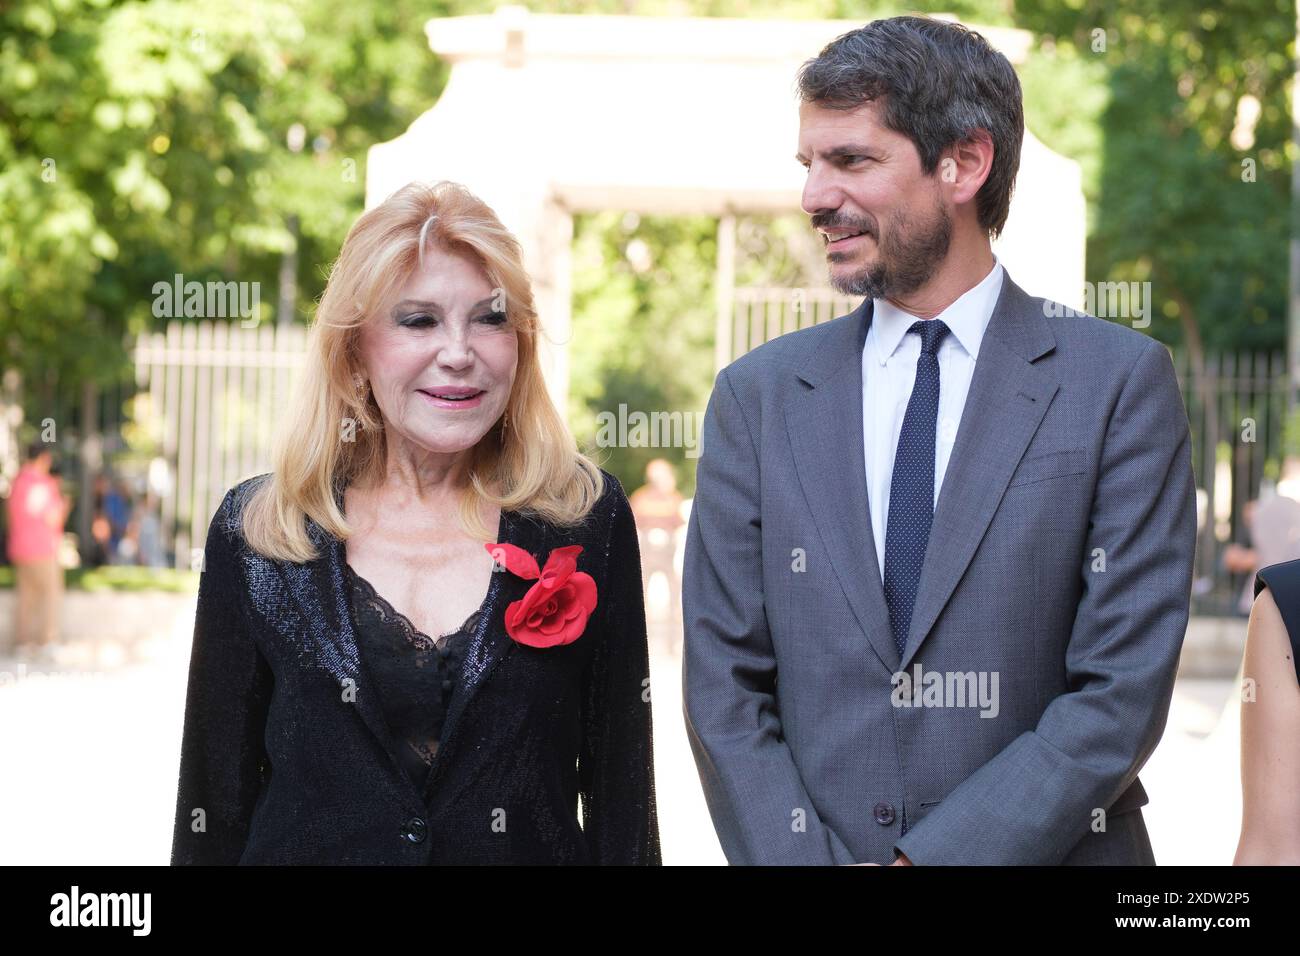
top-left (0, 0), bottom-right (448, 431)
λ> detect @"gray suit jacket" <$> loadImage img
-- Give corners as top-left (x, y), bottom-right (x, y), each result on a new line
top-left (682, 269), bottom-right (1196, 865)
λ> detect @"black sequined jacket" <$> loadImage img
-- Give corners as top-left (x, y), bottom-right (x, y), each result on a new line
top-left (170, 468), bottom-right (661, 865)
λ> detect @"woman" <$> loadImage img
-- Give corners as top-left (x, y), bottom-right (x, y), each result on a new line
top-left (171, 181), bottom-right (660, 865)
top-left (1234, 557), bottom-right (1300, 864)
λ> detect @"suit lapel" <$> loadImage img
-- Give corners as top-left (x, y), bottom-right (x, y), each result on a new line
top-left (786, 298), bottom-right (900, 674)
top-left (249, 482), bottom-right (528, 804)
top-left (899, 272), bottom-right (1059, 668)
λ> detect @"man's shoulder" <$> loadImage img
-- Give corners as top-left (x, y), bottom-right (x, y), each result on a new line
top-left (1030, 293), bottom-right (1163, 366)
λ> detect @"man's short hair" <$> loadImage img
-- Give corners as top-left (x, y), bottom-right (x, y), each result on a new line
top-left (795, 15), bottom-right (1024, 238)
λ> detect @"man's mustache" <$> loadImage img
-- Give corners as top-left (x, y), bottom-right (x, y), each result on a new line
top-left (810, 216), bottom-right (876, 238)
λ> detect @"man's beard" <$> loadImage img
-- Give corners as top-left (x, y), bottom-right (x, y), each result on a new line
top-left (827, 199), bottom-right (952, 300)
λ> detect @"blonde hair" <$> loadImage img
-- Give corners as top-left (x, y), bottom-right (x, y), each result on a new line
top-left (241, 180), bottom-right (603, 562)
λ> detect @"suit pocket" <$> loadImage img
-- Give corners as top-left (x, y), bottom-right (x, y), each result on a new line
top-left (1007, 448), bottom-right (1088, 488)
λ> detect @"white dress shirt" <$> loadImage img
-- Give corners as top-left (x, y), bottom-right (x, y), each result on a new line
top-left (863, 256), bottom-right (1005, 580)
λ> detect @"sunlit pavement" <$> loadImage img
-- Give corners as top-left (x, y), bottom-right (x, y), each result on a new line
top-left (1142, 676), bottom-right (1244, 866)
top-left (0, 595), bottom-right (1241, 866)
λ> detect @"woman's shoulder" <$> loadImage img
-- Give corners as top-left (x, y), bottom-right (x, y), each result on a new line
top-left (532, 467), bottom-right (633, 549)
top-left (1249, 561), bottom-right (1300, 685)
top-left (595, 467), bottom-right (629, 509)
top-left (212, 472), bottom-right (273, 539)
top-left (1254, 557), bottom-right (1300, 604)
top-left (591, 467), bottom-right (637, 535)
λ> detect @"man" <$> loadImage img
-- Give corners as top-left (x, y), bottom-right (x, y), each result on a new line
top-left (682, 16), bottom-right (1196, 865)
top-left (7, 442), bottom-right (69, 658)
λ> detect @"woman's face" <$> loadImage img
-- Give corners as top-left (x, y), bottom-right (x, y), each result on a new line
top-left (358, 245), bottom-right (518, 460)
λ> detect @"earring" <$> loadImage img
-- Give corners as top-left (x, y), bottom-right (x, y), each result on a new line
top-left (501, 408), bottom-right (510, 433)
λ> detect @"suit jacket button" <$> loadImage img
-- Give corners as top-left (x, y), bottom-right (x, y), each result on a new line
top-left (874, 802), bottom-right (895, 826)
top-left (403, 817), bottom-right (427, 843)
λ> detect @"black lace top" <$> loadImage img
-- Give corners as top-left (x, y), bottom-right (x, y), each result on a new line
top-left (344, 562), bottom-right (487, 790)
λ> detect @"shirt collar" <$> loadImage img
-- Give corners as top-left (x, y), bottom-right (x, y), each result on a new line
top-left (868, 255), bottom-right (1004, 366)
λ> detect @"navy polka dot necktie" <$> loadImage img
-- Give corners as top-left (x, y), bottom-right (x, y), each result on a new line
top-left (883, 319), bottom-right (951, 661)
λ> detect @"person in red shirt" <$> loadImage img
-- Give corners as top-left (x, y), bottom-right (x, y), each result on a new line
top-left (7, 443), bottom-right (70, 657)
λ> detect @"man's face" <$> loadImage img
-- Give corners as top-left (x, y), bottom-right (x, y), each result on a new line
top-left (797, 98), bottom-right (951, 299)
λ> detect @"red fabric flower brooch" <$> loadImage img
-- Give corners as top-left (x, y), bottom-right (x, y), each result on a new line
top-left (484, 542), bottom-right (598, 648)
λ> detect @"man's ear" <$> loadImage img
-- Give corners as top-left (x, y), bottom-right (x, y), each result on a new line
top-left (940, 130), bottom-right (994, 206)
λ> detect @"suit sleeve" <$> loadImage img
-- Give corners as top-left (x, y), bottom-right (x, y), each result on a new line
top-left (577, 476), bottom-right (662, 864)
top-left (171, 490), bottom-right (274, 865)
top-left (682, 368), bottom-right (858, 865)
top-left (895, 339), bottom-right (1197, 865)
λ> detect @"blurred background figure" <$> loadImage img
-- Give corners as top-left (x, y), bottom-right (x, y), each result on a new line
top-left (133, 491), bottom-right (165, 569)
top-left (102, 474), bottom-right (133, 566)
top-left (1223, 455), bottom-right (1300, 614)
top-left (630, 458), bottom-right (685, 655)
top-left (5, 442), bottom-right (70, 658)
top-left (88, 472), bottom-right (134, 567)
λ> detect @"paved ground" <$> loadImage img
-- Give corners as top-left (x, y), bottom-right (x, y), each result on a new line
top-left (0, 592), bottom-right (1243, 865)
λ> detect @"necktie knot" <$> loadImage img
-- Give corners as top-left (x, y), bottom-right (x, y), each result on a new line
top-left (909, 319), bottom-right (950, 356)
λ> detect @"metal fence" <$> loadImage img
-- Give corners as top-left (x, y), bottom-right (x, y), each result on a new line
top-left (132, 321), bottom-right (307, 568)
top-left (721, 287), bottom-right (863, 365)
top-left (1172, 349), bottom-right (1291, 615)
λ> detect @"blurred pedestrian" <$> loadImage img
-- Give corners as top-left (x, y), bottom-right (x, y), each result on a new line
top-left (6, 442), bottom-right (70, 657)
top-left (1223, 456), bottom-right (1300, 614)
top-left (135, 491), bottom-right (165, 568)
top-left (630, 458), bottom-right (684, 654)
